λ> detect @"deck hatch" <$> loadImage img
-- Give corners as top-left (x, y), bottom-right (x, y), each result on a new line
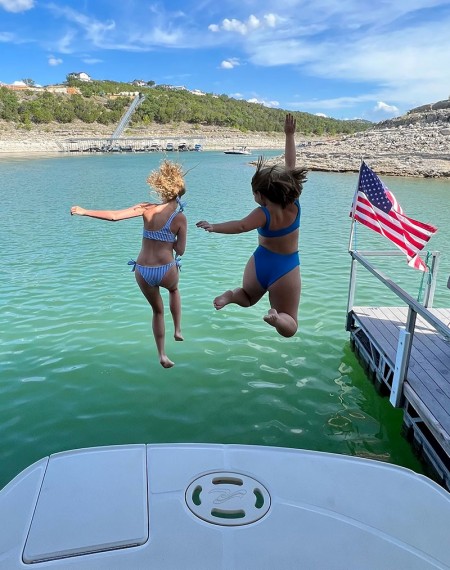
top-left (185, 471), bottom-right (271, 526)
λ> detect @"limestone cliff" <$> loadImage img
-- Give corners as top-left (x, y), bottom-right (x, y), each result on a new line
top-left (283, 99), bottom-right (450, 178)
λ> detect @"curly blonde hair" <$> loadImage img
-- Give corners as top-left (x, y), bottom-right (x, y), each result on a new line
top-left (146, 160), bottom-right (186, 201)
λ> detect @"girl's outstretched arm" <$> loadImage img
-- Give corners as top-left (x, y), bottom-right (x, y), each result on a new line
top-left (196, 207), bottom-right (265, 234)
top-left (70, 203), bottom-right (148, 221)
top-left (284, 113), bottom-right (297, 170)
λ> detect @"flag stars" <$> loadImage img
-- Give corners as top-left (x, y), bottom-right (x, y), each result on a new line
top-left (359, 164), bottom-right (392, 213)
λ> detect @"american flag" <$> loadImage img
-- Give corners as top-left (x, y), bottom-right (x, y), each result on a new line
top-left (352, 161), bottom-right (437, 271)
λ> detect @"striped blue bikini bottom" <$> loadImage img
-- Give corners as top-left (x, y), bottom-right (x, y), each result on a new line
top-left (128, 257), bottom-right (181, 287)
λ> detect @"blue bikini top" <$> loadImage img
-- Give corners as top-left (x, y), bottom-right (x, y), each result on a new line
top-left (257, 199), bottom-right (301, 238)
top-left (143, 198), bottom-right (185, 243)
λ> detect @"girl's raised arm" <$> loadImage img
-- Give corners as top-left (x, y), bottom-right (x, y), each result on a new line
top-left (70, 203), bottom-right (148, 221)
top-left (284, 113), bottom-right (297, 170)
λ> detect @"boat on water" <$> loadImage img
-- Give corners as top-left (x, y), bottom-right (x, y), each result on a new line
top-left (224, 146), bottom-right (251, 155)
top-left (1, 443), bottom-right (449, 569)
top-left (148, 140), bottom-right (161, 152)
top-left (194, 143), bottom-right (203, 151)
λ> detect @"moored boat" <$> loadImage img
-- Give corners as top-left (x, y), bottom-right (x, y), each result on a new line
top-left (224, 146), bottom-right (251, 155)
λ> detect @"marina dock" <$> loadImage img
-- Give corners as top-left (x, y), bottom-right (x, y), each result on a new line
top-left (346, 250), bottom-right (450, 490)
top-left (57, 137), bottom-right (205, 153)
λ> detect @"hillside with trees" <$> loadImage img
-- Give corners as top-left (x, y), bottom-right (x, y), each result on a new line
top-left (0, 78), bottom-right (372, 136)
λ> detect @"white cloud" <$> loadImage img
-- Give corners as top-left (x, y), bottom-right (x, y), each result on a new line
top-left (0, 0), bottom-right (34, 13)
top-left (46, 4), bottom-right (116, 48)
top-left (247, 97), bottom-right (279, 108)
top-left (374, 101), bottom-right (399, 114)
top-left (48, 55), bottom-right (62, 66)
top-left (209, 13), bottom-right (279, 36)
top-left (264, 13), bottom-right (278, 28)
top-left (220, 58), bottom-right (240, 69)
top-left (0, 31), bottom-right (14, 41)
top-left (82, 57), bottom-right (102, 64)
top-left (292, 94), bottom-right (376, 111)
top-left (222, 18), bottom-right (249, 35)
top-left (248, 39), bottom-right (317, 66)
top-left (53, 30), bottom-right (77, 54)
top-left (315, 112), bottom-right (328, 117)
top-left (248, 15), bottom-right (261, 31)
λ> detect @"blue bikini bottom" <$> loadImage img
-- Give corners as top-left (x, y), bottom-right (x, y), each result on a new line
top-left (253, 246), bottom-right (299, 290)
top-left (128, 257), bottom-right (181, 287)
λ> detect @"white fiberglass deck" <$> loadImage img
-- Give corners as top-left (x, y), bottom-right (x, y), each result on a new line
top-left (1, 444), bottom-right (450, 569)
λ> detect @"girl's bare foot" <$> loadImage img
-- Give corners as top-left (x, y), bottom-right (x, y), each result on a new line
top-left (160, 355), bottom-right (175, 368)
top-left (263, 308), bottom-right (279, 328)
top-left (263, 308), bottom-right (297, 337)
top-left (174, 331), bottom-right (184, 341)
top-left (214, 290), bottom-right (233, 310)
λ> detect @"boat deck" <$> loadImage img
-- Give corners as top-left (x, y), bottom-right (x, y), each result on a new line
top-left (348, 306), bottom-right (450, 489)
top-left (2, 444), bottom-right (450, 569)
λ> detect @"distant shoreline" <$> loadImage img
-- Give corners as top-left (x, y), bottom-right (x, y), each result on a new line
top-left (0, 120), bottom-right (287, 155)
top-left (1, 120), bottom-right (449, 178)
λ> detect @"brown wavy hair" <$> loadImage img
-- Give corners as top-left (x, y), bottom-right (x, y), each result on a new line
top-left (251, 157), bottom-right (308, 208)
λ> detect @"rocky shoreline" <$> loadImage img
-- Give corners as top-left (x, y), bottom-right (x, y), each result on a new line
top-left (1, 117), bottom-right (449, 179)
top-left (292, 124), bottom-right (450, 178)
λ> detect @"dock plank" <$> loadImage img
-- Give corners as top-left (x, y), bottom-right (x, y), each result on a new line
top-left (381, 307), bottom-right (450, 384)
top-left (391, 309), bottom-right (450, 383)
top-left (351, 306), bottom-right (450, 457)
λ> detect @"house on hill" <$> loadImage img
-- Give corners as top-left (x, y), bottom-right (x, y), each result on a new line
top-left (68, 72), bottom-right (92, 82)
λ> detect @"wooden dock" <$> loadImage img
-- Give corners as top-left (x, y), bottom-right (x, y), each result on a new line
top-left (347, 251), bottom-right (450, 490)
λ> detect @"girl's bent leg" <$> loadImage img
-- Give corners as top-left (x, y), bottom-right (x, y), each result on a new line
top-left (266, 269), bottom-right (301, 337)
top-left (214, 288), bottom-right (250, 310)
top-left (215, 256), bottom-right (265, 310)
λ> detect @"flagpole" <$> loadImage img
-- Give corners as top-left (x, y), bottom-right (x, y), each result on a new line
top-left (347, 159), bottom-right (364, 316)
top-left (348, 158), bottom-right (364, 252)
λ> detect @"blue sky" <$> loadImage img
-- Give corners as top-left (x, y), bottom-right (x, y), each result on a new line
top-left (1, 0), bottom-right (449, 122)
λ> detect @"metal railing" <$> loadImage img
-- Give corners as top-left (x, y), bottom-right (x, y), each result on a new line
top-left (347, 249), bottom-right (448, 407)
top-left (110, 93), bottom-right (146, 140)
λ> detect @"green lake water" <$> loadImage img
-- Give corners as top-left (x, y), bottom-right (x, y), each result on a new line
top-left (1, 150), bottom-right (449, 489)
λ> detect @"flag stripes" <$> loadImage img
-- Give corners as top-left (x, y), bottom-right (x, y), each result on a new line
top-left (352, 162), bottom-right (437, 271)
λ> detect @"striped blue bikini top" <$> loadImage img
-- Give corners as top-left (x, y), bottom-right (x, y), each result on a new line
top-left (143, 198), bottom-right (185, 243)
top-left (257, 199), bottom-right (301, 238)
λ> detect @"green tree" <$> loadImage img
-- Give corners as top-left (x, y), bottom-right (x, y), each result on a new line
top-left (0, 87), bottom-right (20, 121)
